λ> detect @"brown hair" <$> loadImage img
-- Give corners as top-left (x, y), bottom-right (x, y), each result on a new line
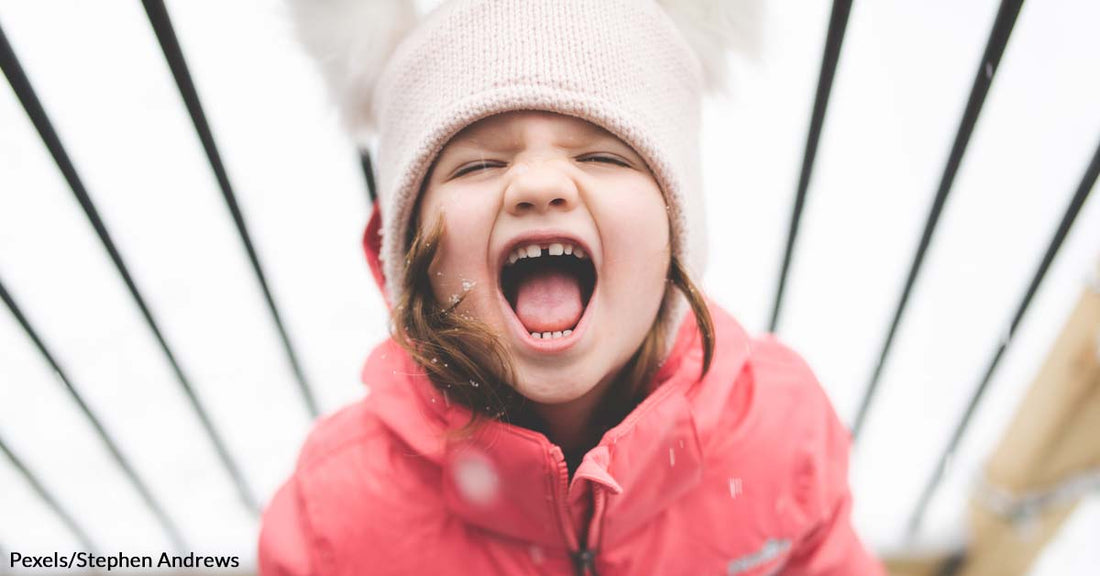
top-left (391, 215), bottom-right (714, 438)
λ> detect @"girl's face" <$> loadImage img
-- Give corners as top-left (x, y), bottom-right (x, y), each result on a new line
top-left (417, 111), bottom-right (670, 406)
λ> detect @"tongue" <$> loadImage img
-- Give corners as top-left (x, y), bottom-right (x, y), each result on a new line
top-left (514, 267), bottom-right (584, 333)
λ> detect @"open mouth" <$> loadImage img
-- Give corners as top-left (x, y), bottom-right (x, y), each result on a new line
top-left (499, 239), bottom-right (597, 341)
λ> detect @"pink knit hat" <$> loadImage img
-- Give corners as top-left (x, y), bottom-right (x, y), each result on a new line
top-left (290, 0), bottom-right (758, 339)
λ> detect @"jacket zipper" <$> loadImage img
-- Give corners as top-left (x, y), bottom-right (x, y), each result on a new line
top-left (572, 486), bottom-right (607, 576)
top-left (572, 546), bottom-right (598, 576)
top-left (549, 446), bottom-right (608, 576)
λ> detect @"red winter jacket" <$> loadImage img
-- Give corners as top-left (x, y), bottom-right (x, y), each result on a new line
top-left (257, 298), bottom-right (885, 576)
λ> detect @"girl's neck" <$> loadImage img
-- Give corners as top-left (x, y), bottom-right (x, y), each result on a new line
top-left (525, 372), bottom-right (638, 477)
top-left (533, 389), bottom-right (605, 470)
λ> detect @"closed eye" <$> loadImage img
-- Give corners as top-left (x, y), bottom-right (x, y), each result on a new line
top-left (453, 161), bottom-right (504, 178)
top-left (579, 154), bottom-right (631, 167)
top-left (453, 154), bottom-right (630, 178)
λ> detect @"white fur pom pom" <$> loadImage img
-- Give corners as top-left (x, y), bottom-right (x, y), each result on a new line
top-left (656, 0), bottom-right (763, 94)
top-left (287, 0), bottom-right (420, 135)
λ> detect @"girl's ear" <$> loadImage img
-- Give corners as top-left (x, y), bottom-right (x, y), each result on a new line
top-left (655, 0), bottom-right (764, 94)
top-left (286, 0), bottom-right (421, 135)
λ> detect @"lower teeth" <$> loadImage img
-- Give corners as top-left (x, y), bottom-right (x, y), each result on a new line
top-left (531, 329), bottom-right (573, 340)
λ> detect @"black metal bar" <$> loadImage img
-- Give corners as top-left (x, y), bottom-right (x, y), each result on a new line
top-left (850, 0), bottom-right (1026, 440)
top-left (768, 0), bottom-right (853, 334)
top-left (936, 551), bottom-right (968, 576)
top-left (0, 432), bottom-right (98, 554)
top-left (0, 21), bottom-right (259, 515)
top-left (0, 276), bottom-right (188, 551)
top-left (906, 138), bottom-right (1099, 538)
top-left (140, 0), bottom-right (319, 419)
top-left (360, 150), bottom-right (378, 205)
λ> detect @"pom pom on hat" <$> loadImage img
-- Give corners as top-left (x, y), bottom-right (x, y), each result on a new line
top-left (288, 0), bottom-right (761, 137)
top-left (657, 0), bottom-right (763, 94)
top-left (288, 0), bottom-right (421, 135)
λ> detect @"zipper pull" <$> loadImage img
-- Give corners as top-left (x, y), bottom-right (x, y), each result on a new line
top-left (572, 546), bottom-right (599, 576)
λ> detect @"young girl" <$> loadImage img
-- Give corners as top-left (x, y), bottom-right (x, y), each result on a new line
top-left (260, 0), bottom-right (885, 574)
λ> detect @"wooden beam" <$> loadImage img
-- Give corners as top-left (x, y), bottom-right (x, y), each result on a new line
top-left (957, 258), bottom-right (1100, 576)
top-left (884, 554), bottom-right (954, 576)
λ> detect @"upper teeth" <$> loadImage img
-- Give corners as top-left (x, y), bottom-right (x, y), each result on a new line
top-left (506, 241), bottom-right (587, 265)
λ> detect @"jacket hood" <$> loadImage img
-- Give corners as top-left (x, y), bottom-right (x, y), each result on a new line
top-left (359, 300), bottom-right (754, 548)
top-left (363, 203), bottom-right (391, 309)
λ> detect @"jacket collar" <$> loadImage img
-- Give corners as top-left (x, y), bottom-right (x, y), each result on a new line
top-left (365, 301), bottom-right (753, 549)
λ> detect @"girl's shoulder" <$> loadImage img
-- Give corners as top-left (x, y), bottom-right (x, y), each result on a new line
top-left (699, 303), bottom-right (842, 444)
top-left (746, 333), bottom-right (838, 421)
top-left (742, 333), bottom-right (854, 515)
top-left (292, 394), bottom-right (440, 495)
top-left (260, 397), bottom-right (451, 574)
top-left (294, 398), bottom-right (385, 470)
top-left (740, 332), bottom-right (850, 462)
top-left (697, 304), bottom-right (850, 479)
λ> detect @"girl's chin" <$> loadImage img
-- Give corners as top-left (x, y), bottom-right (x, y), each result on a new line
top-left (511, 382), bottom-right (598, 407)
top-left (508, 360), bottom-right (613, 405)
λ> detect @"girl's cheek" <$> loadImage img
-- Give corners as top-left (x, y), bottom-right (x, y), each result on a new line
top-left (443, 197), bottom-right (495, 257)
top-left (596, 188), bottom-right (670, 250)
top-left (426, 196), bottom-right (496, 304)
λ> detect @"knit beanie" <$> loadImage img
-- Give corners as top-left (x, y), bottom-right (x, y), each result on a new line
top-left (289, 0), bottom-right (758, 346)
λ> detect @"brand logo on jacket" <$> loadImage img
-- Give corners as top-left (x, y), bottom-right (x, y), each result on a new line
top-left (726, 538), bottom-right (791, 575)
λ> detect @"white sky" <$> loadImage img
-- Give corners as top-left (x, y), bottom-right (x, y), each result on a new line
top-left (0, 0), bottom-right (1097, 573)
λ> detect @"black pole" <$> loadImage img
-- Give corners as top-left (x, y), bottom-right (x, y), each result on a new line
top-left (140, 0), bottom-right (319, 419)
top-left (360, 150), bottom-right (378, 205)
top-left (769, 0), bottom-right (853, 334)
top-left (0, 433), bottom-right (98, 554)
top-left (851, 0), bottom-right (1027, 440)
top-left (906, 138), bottom-right (1099, 537)
top-left (0, 276), bottom-right (188, 551)
top-left (936, 551), bottom-right (968, 576)
top-left (0, 21), bottom-right (259, 515)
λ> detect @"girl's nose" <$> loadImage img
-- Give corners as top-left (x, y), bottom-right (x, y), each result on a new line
top-left (504, 161), bottom-right (579, 215)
